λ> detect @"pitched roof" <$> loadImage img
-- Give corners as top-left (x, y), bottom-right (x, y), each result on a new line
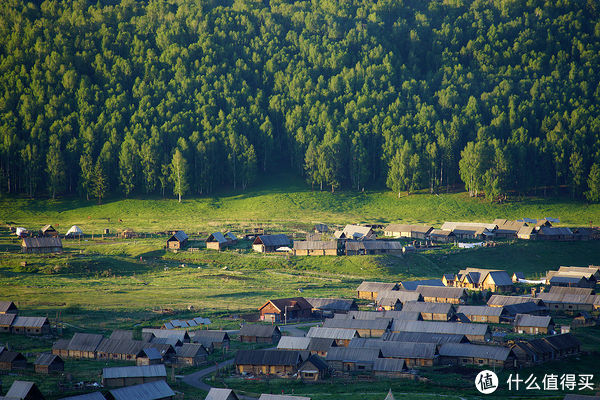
top-left (107, 381), bottom-right (174, 400)
top-left (325, 347), bottom-right (380, 363)
top-left (456, 305), bottom-right (505, 317)
top-left (234, 350), bottom-right (303, 366)
top-left (536, 292), bottom-right (596, 305)
top-left (514, 314), bottom-right (553, 328)
top-left (67, 333), bottom-right (104, 352)
top-left (384, 224), bottom-right (433, 234)
top-left (34, 353), bottom-right (62, 366)
top-left (207, 232), bottom-right (227, 244)
top-left (341, 225), bottom-right (373, 240)
top-left (345, 241), bottom-right (403, 251)
top-left (357, 281), bottom-right (398, 292)
top-left (142, 328), bottom-right (189, 341)
top-left (503, 302), bottom-right (547, 316)
top-left (0, 350), bottom-right (26, 363)
top-left (109, 330), bottom-right (133, 341)
top-left (537, 226), bottom-right (573, 236)
top-left (488, 295), bottom-right (540, 306)
top-left (168, 231), bottom-right (188, 242)
top-left (103, 364), bottom-right (167, 379)
top-left (0, 301), bottom-right (17, 313)
top-left (176, 343), bottom-right (208, 358)
top-left (548, 286), bottom-right (594, 296)
top-left (349, 339), bottom-right (437, 359)
top-left (137, 347), bottom-right (162, 360)
top-left (390, 320), bottom-right (489, 336)
top-left (260, 298), bottom-right (313, 313)
top-left (307, 338), bottom-right (336, 352)
top-left (239, 324), bottom-right (280, 338)
top-left (442, 222), bottom-right (497, 231)
top-left (21, 237), bottom-right (62, 248)
top-left (438, 343), bottom-right (512, 361)
top-left (293, 241), bottom-right (337, 250)
top-left (96, 339), bottom-right (146, 356)
top-left (205, 388), bottom-right (239, 400)
top-left (373, 358), bottom-right (406, 373)
top-left (485, 271), bottom-right (513, 286)
top-left (400, 280), bottom-right (444, 291)
top-left (415, 286), bottom-right (466, 299)
top-left (542, 333), bottom-right (580, 351)
top-left (277, 336), bottom-right (311, 350)
top-left (384, 332), bottom-right (468, 344)
top-left (429, 229), bottom-right (454, 237)
top-left (4, 381), bottom-right (39, 400)
top-left (305, 298), bottom-right (356, 311)
top-left (193, 330), bottom-right (229, 342)
top-left (323, 318), bottom-right (391, 331)
top-left (402, 302), bottom-right (454, 315)
top-left (11, 316), bottom-right (48, 328)
top-left (376, 291), bottom-right (422, 305)
top-left (0, 313), bottom-right (16, 326)
top-left (253, 234), bottom-right (290, 247)
top-left (307, 327), bottom-right (357, 340)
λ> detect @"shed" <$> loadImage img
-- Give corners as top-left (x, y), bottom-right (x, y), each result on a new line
top-left (175, 343), bottom-right (208, 366)
top-left (206, 232), bottom-right (229, 251)
top-left (136, 347), bottom-right (163, 366)
top-left (325, 347), bottom-right (381, 373)
top-left (298, 354), bottom-right (329, 381)
top-left (306, 327), bottom-right (358, 347)
top-left (63, 333), bottom-right (104, 359)
top-left (277, 336), bottom-right (311, 351)
top-left (357, 281), bottom-right (399, 300)
top-left (96, 339), bottom-right (146, 361)
top-left (252, 234), bottom-right (291, 253)
top-left (402, 302), bottom-right (455, 321)
top-left (429, 229), bottom-right (455, 243)
top-left (102, 364), bottom-right (167, 388)
top-left (376, 291), bottom-right (422, 311)
top-left (239, 325), bottom-right (281, 344)
top-left (10, 316), bottom-right (50, 335)
top-left (234, 349), bottom-right (304, 377)
top-left (34, 353), bottom-right (64, 374)
top-left (344, 240), bottom-right (403, 255)
top-left (142, 328), bottom-right (190, 343)
top-left (305, 298), bottom-right (358, 316)
top-left (383, 224), bottom-right (433, 239)
top-left (0, 313), bottom-right (16, 334)
top-left (293, 241), bottom-right (338, 256)
top-left (456, 305), bottom-right (506, 324)
top-left (106, 381), bottom-right (174, 400)
top-left (373, 358), bottom-right (407, 378)
top-left (21, 237), bottom-right (62, 254)
top-left (192, 330), bottom-right (230, 350)
top-left (0, 350), bottom-right (27, 370)
top-left (323, 318), bottom-right (391, 338)
top-left (336, 225), bottom-right (374, 240)
top-left (384, 332), bottom-right (469, 344)
top-left (41, 225), bottom-right (59, 237)
top-left (166, 231), bottom-right (188, 250)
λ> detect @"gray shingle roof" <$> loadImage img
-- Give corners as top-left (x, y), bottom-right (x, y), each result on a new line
top-left (103, 364), bottom-right (167, 379)
top-left (207, 232), bottom-right (227, 244)
top-left (390, 321), bottom-right (489, 336)
top-left (176, 343), bottom-right (208, 358)
top-left (305, 298), bottom-right (356, 312)
top-left (307, 327), bottom-right (358, 340)
top-left (325, 347), bottom-right (380, 362)
top-left (349, 339), bottom-right (437, 359)
top-left (486, 271), bottom-right (514, 286)
top-left (456, 305), bottom-right (505, 317)
top-left (402, 302), bottom-right (454, 315)
top-left (401, 280), bottom-right (444, 291)
top-left (0, 313), bottom-right (16, 326)
top-left (142, 329), bottom-right (189, 341)
top-left (293, 241), bottom-right (337, 250)
top-left (373, 358), bottom-right (406, 372)
top-left (487, 295), bottom-right (540, 307)
top-left (357, 282), bottom-right (399, 292)
top-left (234, 350), bottom-right (303, 366)
top-left (35, 353), bottom-right (61, 366)
top-left (514, 314), bottom-right (553, 328)
top-left (415, 286), bottom-right (466, 299)
top-left (239, 325), bottom-right (280, 338)
top-left (108, 381), bottom-right (174, 400)
top-left (109, 330), bottom-right (134, 341)
top-left (193, 330), bottom-right (229, 343)
top-left (96, 339), bottom-right (145, 356)
top-left (439, 343), bottom-right (512, 361)
top-left (253, 234), bottom-right (290, 247)
top-left (67, 333), bottom-right (104, 352)
top-left (323, 318), bottom-right (391, 331)
top-left (11, 316), bottom-right (48, 328)
top-left (169, 231), bottom-right (188, 242)
top-left (0, 301), bottom-right (17, 313)
top-left (277, 337), bottom-right (311, 350)
top-left (22, 237), bottom-right (62, 248)
top-left (4, 381), bottom-right (38, 399)
top-left (384, 332), bottom-right (468, 344)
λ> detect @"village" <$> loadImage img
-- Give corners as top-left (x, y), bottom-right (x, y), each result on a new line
top-left (1, 219), bottom-right (600, 400)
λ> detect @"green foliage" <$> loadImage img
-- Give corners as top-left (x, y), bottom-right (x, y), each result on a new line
top-left (169, 148), bottom-right (189, 202)
top-left (585, 163), bottom-right (600, 202)
top-left (0, 0), bottom-right (599, 200)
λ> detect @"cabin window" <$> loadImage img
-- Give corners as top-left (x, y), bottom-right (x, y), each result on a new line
top-left (462, 358), bottom-right (469, 363)
top-left (357, 365), bottom-right (365, 370)
top-left (478, 360), bottom-right (484, 364)
top-left (304, 372), bottom-right (315, 378)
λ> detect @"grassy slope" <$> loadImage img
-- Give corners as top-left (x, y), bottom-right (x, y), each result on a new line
top-left (1, 174), bottom-right (599, 233)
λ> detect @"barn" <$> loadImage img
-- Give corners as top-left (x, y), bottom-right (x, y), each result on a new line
top-left (234, 349), bottom-right (304, 377)
top-left (293, 241), bottom-right (338, 256)
top-left (10, 316), bottom-right (50, 335)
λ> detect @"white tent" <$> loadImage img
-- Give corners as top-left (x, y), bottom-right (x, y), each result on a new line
top-left (15, 227), bottom-right (28, 237)
top-left (66, 225), bottom-right (83, 237)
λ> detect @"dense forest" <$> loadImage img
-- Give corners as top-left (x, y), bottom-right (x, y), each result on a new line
top-left (1, 0), bottom-right (600, 202)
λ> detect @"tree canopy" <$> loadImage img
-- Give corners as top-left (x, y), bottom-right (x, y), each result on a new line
top-left (0, 0), bottom-right (599, 201)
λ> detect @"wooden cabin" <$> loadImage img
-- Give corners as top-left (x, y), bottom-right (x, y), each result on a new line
top-left (234, 349), bottom-right (304, 377)
top-left (205, 389), bottom-right (240, 400)
top-left (0, 350), bottom-right (27, 370)
top-left (239, 325), bottom-right (281, 344)
top-left (415, 286), bottom-right (467, 304)
top-left (429, 229), bottom-right (455, 243)
top-left (438, 343), bottom-right (516, 368)
top-left (2, 381), bottom-right (45, 400)
top-left (166, 231), bottom-right (188, 249)
top-left (252, 234), bottom-right (290, 253)
top-left (34, 353), bottom-right (64, 374)
top-left (306, 327), bottom-right (358, 347)
top-left (402, 302), bottom-right (454, 321)
top-left (21, 237), bottom-right (62, 254)
top-left (206, 232), bottom-right (230, 251)
top-left (513, 314), bottom-right (554, 335)
top-left (456, 305), bottom-right (506, 324)
top-left (298, 355), bottom-right (329, 382)
top-left (383, 224), bottom-right (433, 239)
top-left (175, 343), bottom-right (208, 366)
top-left (356, 281), bottom-right (399, 300)
top-left (10, 316), bottom-right (50, 335)
top-left (41, 225), bottom-right (59, 237)
top-left (325, 347), bottom-right (380, 373)
top-left (0, 301), bottom-right (18, 314)
top-left (102, 364), bottom-right (167, 388)
top-left (259, 297), bottom-right (313, 323)
top-left (293, 240), bottom-right (338, 256)
top-left (192, 330), bottom-right (230, 350)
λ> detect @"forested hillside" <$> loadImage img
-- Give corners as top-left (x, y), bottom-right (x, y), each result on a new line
top-left (1, 0), bottom-right (600, 201)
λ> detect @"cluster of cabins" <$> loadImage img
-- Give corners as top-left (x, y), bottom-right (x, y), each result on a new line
top-left (234, 309), bottom-right (582, 381)
top-left (51, 328), bottom-right (230, 371)
top-left (544, 266), bottom-right (600, 289)
top-left (0, 301), bottom-right (50, 335)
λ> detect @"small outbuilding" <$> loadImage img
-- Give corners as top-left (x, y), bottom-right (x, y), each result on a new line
top-left (41, 225), bottom-right (59, 237)
top-left (21, 237), bottom-right (63, 254)
top-left (205, 388), bottom-right (240, 400)
top-left (0, 350), bottom-right (28, 371)
top-left (65, 225), bottom-right (83, 238)
top-left (514, 314), bottom-right (554, 335)
top-left (2, 381), bottom-right (45, 400)
top-left (166, 231), bottom-right (188, 249)
top-left (239, 325), bottom-right (282, 344)
top-left (34, 353), bottom-right (64, 374)
top-left (252, 234), bottom-right (291, 253)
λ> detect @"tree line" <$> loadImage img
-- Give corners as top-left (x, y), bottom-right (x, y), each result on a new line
top-left (1, 0), bottom-right (600, 202)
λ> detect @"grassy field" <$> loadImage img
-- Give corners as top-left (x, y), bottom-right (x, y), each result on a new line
top-left (1, 174), bottom-right (599, 234)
